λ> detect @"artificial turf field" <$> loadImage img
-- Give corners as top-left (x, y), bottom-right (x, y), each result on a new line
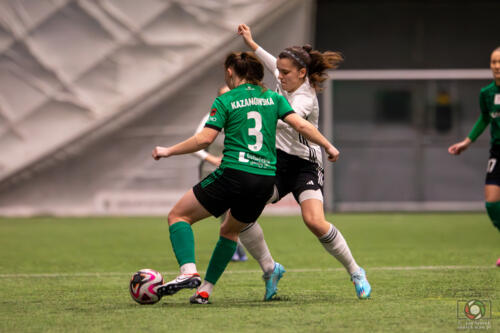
top-left (0, 213), bottom-right (499, 332)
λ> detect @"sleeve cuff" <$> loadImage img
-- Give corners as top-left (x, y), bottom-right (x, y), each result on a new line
top-left (193, 150), bottom-right (208, 160)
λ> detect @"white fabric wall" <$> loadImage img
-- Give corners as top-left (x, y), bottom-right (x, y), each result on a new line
top-left (0, 0), bottom-right (315, 216)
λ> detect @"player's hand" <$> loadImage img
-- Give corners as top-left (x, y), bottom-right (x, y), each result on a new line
top-left (326, 145), bottom-right (340, 162)
top-left (205, 154), bottom-right (222, 167)
top-left (152, 146), bottom-right (170, 160)
top-left (237, 24), bottom-right (254, 46)
top-left (448, 138), bottom-right (471, 155)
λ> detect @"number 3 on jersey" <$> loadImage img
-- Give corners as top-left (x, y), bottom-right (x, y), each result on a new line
top-left (247, 111), bottom-right (263, 151)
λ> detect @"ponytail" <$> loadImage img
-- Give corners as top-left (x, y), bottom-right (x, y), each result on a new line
top-left (279, 44), bottom-right (344, 92)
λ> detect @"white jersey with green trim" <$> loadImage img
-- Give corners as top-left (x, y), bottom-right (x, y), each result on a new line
top-left (255, 46), bottom-right (323, 168)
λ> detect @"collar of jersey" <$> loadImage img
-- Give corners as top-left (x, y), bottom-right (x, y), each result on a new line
top-left (234, 83), bottom-right (256, 91)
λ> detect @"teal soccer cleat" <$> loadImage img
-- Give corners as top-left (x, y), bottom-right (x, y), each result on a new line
top-left (263, 263), bottom-right (285, 301)
top-left (351, 267), bottom-right (371, 299)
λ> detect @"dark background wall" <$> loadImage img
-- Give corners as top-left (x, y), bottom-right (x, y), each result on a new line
top-left (315, 0), bottom-right (499, 69)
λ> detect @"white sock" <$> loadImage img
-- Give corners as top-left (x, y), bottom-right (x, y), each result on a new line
top-left (238, 222), bottom-right (275, 274)
top-left (180, 263), bottom-right (197, 275)
top-left (198, 280), bottom-right (214, 295)
top-left (319, 223), bottom-right (360, 275)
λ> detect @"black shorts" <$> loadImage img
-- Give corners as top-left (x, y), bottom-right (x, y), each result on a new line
top-left (193, 167), bottom-right (275, 223)
top-left (486, 144), bottom-right (500, 185)
top-left (275, 149), bottom-right (324, 203)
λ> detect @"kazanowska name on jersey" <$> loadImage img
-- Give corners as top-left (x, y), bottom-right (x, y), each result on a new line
top-left (231, 97), bottom-right (275, 110)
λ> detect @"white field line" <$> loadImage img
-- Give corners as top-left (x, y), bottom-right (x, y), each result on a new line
top-left (0, 265), bottom-right (495, 278)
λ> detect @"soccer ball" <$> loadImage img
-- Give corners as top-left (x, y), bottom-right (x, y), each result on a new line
top-left (129, 269), bottom-right (164, 304)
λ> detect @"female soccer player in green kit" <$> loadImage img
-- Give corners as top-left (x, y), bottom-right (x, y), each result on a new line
top-left (448, 46), bottom-right (500, 266)
top-left (192, 85), bottom-right (249, 262)
top-left (152, 51), bottom-right (340, 304)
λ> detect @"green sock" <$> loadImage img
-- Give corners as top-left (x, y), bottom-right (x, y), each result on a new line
top-left (485, 201), bottom-right (500, 232)
top-left (169, 222), bottom-right (196, 266)
top-left (205, 236), bottom-right (237, 285)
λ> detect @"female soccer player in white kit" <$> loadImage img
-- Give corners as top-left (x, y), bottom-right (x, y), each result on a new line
top-left (237, 24), bottom-right (371, 299)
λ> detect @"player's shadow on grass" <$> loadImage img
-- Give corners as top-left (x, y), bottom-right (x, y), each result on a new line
top-left (156, 292), bottom-right (360, 308)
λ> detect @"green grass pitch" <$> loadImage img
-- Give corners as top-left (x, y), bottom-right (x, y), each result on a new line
top-left (0, 213), bottom-right (499, 332)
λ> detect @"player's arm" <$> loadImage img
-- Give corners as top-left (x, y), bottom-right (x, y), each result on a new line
top-left (283, 113), bottom-right (339, 162)
top-left (448, 94), bottom-right (490, 155)
top-left (237, 24), bottom-right (278, 77)
top-left (192, 114), bottom-right (222, 166)
top-left (152, 127), bottom-right (219, 160)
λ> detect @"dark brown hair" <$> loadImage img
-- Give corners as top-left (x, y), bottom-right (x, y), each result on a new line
top-left (224, 52), bottom-right (265, 88)
top-left (278, 44), bottom-right (344, 92)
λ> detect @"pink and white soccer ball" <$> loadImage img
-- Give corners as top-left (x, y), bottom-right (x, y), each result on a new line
top-left (129, 269), bottom-right (164, 304)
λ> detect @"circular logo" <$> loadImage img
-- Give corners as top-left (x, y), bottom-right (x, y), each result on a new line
top-left (464, 300), bottom-right (486, 320)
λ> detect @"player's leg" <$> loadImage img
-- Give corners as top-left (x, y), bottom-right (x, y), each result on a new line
top-left (157, 189), bottom-right (212, 296)
top-left (238, 185), bottom-right (285, 300)
top-left (221, 209), bottom-right (247, 262)
top-left (484, 149), bottom-right (500, 266)
top-left (235, 239), bottom-right (248, 261)
top-left (238, 185), bottom-right (278, 270)
top-left (191, 211), bottom-right (246, 304)
top-left (299, 195), bottom-right (371, 299)
top-left (484, 185), bottom-right (500, 267)
top-left (485, 185), bottom-right (500, 232)
top-left (300, 197), bottom-right (358, 271)
top-left (239, 222), bottom-right (274, 271)
top-left (191, 170), bottom-right (275, 304)
top-left (231, 239), bottom-right (248, 261)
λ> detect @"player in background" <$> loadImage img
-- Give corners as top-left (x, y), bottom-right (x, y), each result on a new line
top-left (193, 85), bottom-right (248, 262)
top-left (448, 46), bottom-right (500, 266)
top-left (237, 24), bottom-right (371, 299)
top-left (152, 51), bottom-right (340, 304)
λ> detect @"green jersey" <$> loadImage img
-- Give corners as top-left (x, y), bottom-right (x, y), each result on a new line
top-left (468, 81), bottom-right (500, 144)
top-left (205, 83), bottom-right (294, 176)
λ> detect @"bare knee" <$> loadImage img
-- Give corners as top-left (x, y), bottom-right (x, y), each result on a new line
top-left (302, 211), bottom-right (330, 237)
top-left (167, 209), bottom-right (193, 226)
top-left (167, 211), bottom-right (178, 226)
top-left (485, 185), bottom-right (500, 202)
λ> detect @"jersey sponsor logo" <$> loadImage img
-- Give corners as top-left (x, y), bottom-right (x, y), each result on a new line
top-left (238, 151), bottom-right (271, 168)
top-left (231, 97), bottom-right (275, 110)
top-left (210, 108), bottom-right (217, 116)
top-left (238, 152), bottom-right (249, 162)
top-left (495, 94), bottom-right (500, 105)
top-left (306, 180), bottom-right (314, 185)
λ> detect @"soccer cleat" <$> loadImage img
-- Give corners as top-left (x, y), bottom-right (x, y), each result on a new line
top-left (351, 267), bottom-right (371, 299)
top-left (190, 291), bottom-right (210, 304)
top-left (236, 245), bottom-right (248, 262)
top-left (156, 273), bottom-right (201, 297)
top-left (231, 245), bottom-right (248, 262)
top-left (263, 262), bottom-right (285, 301)
top-left (231, 251), bottom-right (240, 261)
